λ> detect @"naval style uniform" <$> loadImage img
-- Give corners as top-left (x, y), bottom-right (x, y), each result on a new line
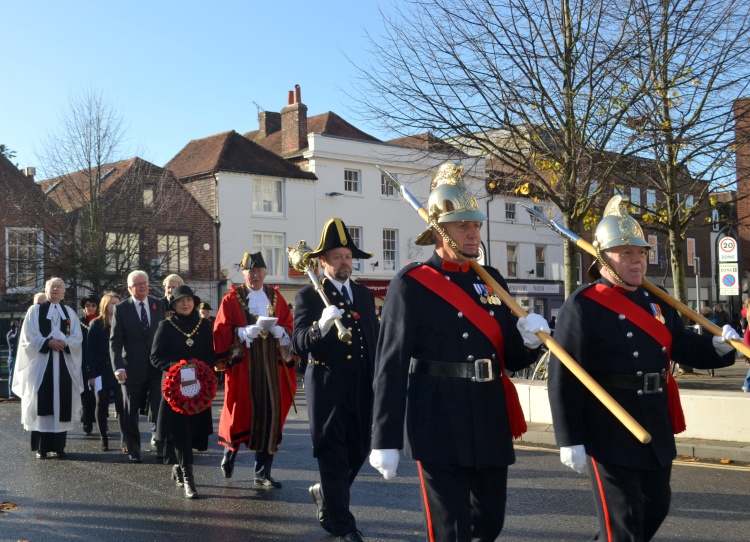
top-left (372, 253), bottom-right (537, 542)
top-left (549, 278), bottom-right (734, 541)
top-left (292, 275), bottom-right (379, 537)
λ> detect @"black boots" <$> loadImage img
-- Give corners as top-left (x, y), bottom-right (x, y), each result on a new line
top-left (181, 465), bottom-right (198, 499)
top-left (171, 464), bottom-right (184, 487)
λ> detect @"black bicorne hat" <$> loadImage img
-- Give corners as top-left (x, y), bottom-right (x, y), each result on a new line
top-left (307, 218), bottom-right (373, 260)
top-left (240, 252), bottom-right (266, 270)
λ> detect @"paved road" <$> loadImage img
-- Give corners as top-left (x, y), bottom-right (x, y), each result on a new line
top-left (1, 385), bottom-right (750, 541)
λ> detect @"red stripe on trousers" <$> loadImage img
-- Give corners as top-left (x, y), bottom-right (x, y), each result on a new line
top-left (417, 461), bottom-right (435, 542)
top-left (591, 457), bottom-right (613, 542)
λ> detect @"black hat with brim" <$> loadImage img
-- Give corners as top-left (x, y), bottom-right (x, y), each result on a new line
top-left (240, 252), bottom-right (266, 270)
top-left (307, 218), bottom-right (373, 260)
top-left (169, 285), bottom-right (200, 310)
top-left (80, 293), bottom-right (100, 309)
top-left (198, 302), bottom-right (212, 311)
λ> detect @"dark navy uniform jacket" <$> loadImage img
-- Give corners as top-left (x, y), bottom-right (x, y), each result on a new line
top-left (549, 278), bottom-right (734, 469)
top-left (371, 252), bottom-right (535, 468)
top-left (292, 277), bottom-right (378, 457)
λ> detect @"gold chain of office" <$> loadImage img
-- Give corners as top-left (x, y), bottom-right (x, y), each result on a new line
top-left (167, 317), bottom-right (205, 347)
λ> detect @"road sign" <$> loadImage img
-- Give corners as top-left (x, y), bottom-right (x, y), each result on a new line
top-left (719, 263), bottom-right (740, 296)
top-left (718, 236), bottom-right (739, 262)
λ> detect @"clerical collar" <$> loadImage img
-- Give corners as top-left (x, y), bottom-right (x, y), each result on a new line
top-left (441, 260), bottom-right (471, 272)
top-left (47, 303), bottom-right (65, 321)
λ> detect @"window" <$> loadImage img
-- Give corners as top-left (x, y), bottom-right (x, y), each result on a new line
top-left (143, 185), bottom-right (154, 208)
top-left (687, 237), bottom-right (697, 267)
top-left (630, 188), bottom-right (641, 214)
top-left (506, 244), bottom-right (517, 278)
top-left (253, 231), bottom-right (286, 278)
top-left (711, 209), bottom-right (720, 231)
top-left (6, 227), bottom-right (43, 290)
top-left (588, 180), bottom-right (598, 197)
top-left (253, 177), bottom-right (284, 215)
top-left (614, 185), bottom-right (625, 196)
top-left (646, 189), bottom-right (656, 212)
top-left (535, 246), bottom-right (546, 278)
top-left (344, 169), bottom-right (361, 193)
top-left (648, 235), bottom-right (658, 265)
top-left (532, 204), bottom-right (544, 226)
top-left (383, 229), bottom-right (398, 271)
top-left (381, 173), bottom-right (397, 198)
top-left (505, 202), bottom-right (516, 222)
top-left (106, 232), bottom-right (140, 273)
top-left (685, 195), bottom-right (694, 210)
top-left (158, 234), bottom-right (190, 274)
top-left (347, 226), bottom-right (363, 272)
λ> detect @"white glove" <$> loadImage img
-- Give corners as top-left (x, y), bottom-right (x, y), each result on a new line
top-left (237, 324), bottom-right (262, 346)
top-left (271, 325), bottom-right (286, 339)
top-left (319, 305), bottom-right (345, 336)
top-left (713, 324), bottom-right (740, 356)
top-left (516, 313), bottom-right (550, 349)
top-left (560, 445), bottom-right (587, 474)
top-left (369, 449), bottom-right (400, 480)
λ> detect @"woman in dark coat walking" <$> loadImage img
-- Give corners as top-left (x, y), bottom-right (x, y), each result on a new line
top-left (86, 292), bottom-right (125, 452)
top-left (150, 285), bottom-right (215, 499)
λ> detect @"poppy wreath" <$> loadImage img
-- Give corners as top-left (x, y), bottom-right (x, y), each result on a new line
top-left (163, 359), bottom-right (217, 415)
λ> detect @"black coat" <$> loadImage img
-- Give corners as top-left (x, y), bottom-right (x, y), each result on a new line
top-left (86, 318), bottom-right (119, 390)
top-left (150, 311), bottom-right (215, 445)
top-left (292, 277), bottom-right (379, 457)
top-left (110, 296), bottom-right (165, 385)
top-left (548, 278), bottom-right (734, 469)
top-left (371, 252), bottom-right (535, 468)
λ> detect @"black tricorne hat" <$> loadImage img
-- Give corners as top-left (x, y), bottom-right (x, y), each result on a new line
top-left (169, 285), bottom-right (201, 310)
top-left (240, 252), bottom-right (266, 270)
top-left (80, 293), bottom-right (100, 309)
top-left (307, 218), bottom-right (373, 260)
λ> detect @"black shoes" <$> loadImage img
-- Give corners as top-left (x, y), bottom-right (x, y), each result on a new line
top-left (171, 464), bottom-right (184, 487)
top-left (54, 451), bottom-right (67, 459)
top-left (254, 476), bottom-right (282, 488)
top-left (337, 531), bottom-right (365, 542)
top-left (101, 437), bottom-right (109, 452)
top-left (83, 424), bottom-right (93, 435)
top-left (128, 455), bottom-right (142, 464)
top-left (220, 459), bottom-right (234, 479)
top-left (309, 483), bottom-right (333, 534)
top-left (35, 452), bottom-right (47, 459)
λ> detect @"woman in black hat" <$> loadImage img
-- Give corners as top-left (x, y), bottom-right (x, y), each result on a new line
top-left (150, 285), bottom-right (215, 498)
top-left (79, 293), bottom-right (100, 435)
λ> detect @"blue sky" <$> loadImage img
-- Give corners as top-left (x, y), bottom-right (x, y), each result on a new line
top-left (1, 0), bottom-right (393, 173)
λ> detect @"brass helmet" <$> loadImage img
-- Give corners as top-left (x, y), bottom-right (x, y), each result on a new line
top-left (589, 195), bottom-right (651, 279)
top-left (593, 195), bottom-right (651, 251)
top-left (414, 162), bottom-right (487, 246)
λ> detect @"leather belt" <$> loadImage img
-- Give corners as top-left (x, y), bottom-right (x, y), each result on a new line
top-left (590, 369), bottom-right (666, 395)
top-left (409, 358), bottom-right (500, 382)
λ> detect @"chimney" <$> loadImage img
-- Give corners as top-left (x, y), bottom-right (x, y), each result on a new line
top-left (22, 166), bottom-right (36, 182)
top-left (281, 84), bottom-right (308, 155)
top-left (258, 111), bottom-right (281, 137)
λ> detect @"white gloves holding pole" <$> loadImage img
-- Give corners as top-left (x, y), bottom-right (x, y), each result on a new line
top-left (319, 305), bottom-right (345, 336)
top-left (369, 449), bottom-right (400, 480)
top-left (712, 324), bottom-right (741, 356)
top-left (516, 313), bottom-right (550, 349)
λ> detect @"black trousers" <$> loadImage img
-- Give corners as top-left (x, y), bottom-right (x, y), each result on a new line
top-left (588, 457), bottom-right (672, 542)
top-left (31, 431), bottom-right (67, 454)
top-left (121, 377), bottom-right (162, 457)
top-left (81, 387), bottom-right (96, 427)
top-left (417, 461), bottom-right (508, 542)
top-left (95, 386), bottom-right (124, 444)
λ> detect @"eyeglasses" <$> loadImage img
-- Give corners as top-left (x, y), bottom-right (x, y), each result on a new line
top-left (130, 282), bottom-right (149, 288)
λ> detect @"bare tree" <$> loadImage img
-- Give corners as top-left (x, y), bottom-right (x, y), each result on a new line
top-left (622, 0), bottom-right (750, 303)
top-left (22, 88), bottom-right (192, 301)
top-left (352, 0), bottom-right (651, 296)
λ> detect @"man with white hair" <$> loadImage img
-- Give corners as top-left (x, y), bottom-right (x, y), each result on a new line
top-left (13, 277), bottom-right (83, 459)
top-left (110, 270), bottom-right (165, 463)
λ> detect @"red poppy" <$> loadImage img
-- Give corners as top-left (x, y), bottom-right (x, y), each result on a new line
top-left (352, 311), bottom-right (361, 320)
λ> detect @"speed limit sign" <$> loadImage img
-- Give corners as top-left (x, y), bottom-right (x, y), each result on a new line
top-left (718, 236), bottom-right (738, 262)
